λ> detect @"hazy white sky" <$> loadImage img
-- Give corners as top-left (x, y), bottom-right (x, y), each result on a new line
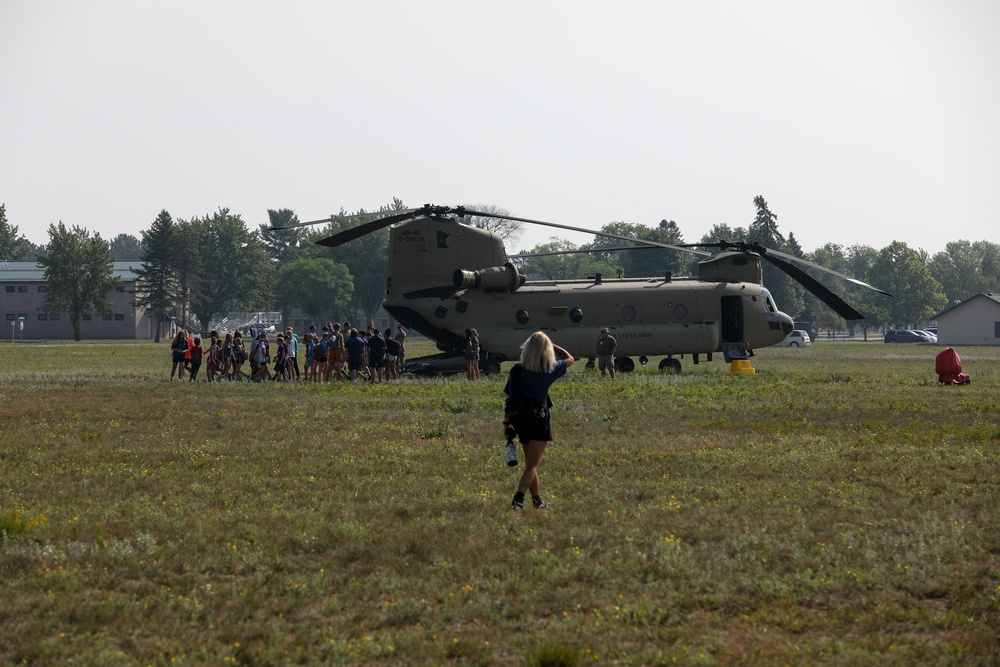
top-left (2, 1), bottom-right (998, 256)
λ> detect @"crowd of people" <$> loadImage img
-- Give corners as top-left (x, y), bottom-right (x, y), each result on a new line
top-left (169, 321), bottom-right (408, 384)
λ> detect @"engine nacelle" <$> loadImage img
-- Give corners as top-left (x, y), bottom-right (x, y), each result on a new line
top-left (453, 262), bottom-right (525, 293)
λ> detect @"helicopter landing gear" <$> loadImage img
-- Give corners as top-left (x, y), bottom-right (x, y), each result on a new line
top-left (585, 357), bottom-right (595, 370)
top-left (481, 358), bottom-right (502, 376)
top-left (659, 357), bottom-right (682, 374)
top-left (614, 356), bottom-right (635, 373)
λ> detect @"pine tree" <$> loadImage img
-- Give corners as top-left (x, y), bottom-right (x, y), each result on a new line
top-left (133, 210), bottom-right (178, 342)
top-left (0, 204), bottom-right (30, 260)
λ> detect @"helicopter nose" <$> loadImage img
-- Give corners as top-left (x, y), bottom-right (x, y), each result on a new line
top-left (778, 312), bottom-right (794, 336)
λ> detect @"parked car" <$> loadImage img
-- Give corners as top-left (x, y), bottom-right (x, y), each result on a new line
top-left (914, 330), bottom-right (938, 343)
top-left (884, 329), bottom-right (930, 343)
top-left (774, 329), bottom-right (811, 347)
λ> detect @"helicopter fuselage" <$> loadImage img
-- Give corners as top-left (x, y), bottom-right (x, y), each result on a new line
top-left (380, 216), bottom-right (794, 365)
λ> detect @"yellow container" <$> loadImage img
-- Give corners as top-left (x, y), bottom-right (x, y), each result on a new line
top-left (730, 360), bottom-right (755, 374)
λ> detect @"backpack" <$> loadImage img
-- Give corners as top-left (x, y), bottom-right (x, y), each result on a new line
top-left (503, 364), bottom-right (551, 424)
top-left (386, 339), bottom-right (400, 355)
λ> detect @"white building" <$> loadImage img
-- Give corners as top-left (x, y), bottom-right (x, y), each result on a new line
top-left (932, 292), bottom-right (1000, 346)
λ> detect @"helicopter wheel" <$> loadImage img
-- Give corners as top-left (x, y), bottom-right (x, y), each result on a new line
top-left (614, 356), bottom-right (635, 373)
top-left (482, 359), bottom-right (502, 376)
top-left (659, 358), bottom-right (682, 374)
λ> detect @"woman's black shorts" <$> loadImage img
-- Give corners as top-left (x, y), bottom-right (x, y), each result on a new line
top-left (510, 409), bottom-right (553, 444)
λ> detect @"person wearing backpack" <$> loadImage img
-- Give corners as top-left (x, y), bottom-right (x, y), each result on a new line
top-left (504, 332), bottom-right (574, 510)
top-left (384, 328), bottom-right (400, 380)
top-left (313, 331), bottom-right (330, 382)
top-left (329, 323), bottom-right (346, 382)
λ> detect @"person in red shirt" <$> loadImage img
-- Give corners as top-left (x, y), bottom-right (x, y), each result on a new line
top-left (188, 337), bottom-right (203, 381)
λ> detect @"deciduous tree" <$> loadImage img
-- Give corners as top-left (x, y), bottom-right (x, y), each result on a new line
top-left (866, 241), bottom-right (947, 327)
top-left (459, 204), bottom-right (523, 243)
top-left (928, 240), bottom-right (1000, 303)
top-left (38, 223), bottom-right (118, 341)
top-left (308, 200), bottom-right (404, 323)
top-left (186, 209), bottom-right (273, 331)
top-left (274, 257), bottom-right (353, 328)
top-left (109, 233), bottom-right (142, 261)
top-left (517, 238), bottom-right (616, 281)
top-left (589, 220), bottom-right (688, 278)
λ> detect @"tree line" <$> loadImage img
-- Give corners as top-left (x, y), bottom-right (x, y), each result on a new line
top-left (2, 199), bottom-right (998, 341)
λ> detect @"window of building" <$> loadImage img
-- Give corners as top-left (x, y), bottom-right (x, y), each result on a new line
top-left (102, 313), bottom-right (113, 320)
top-left (114, 285), bottom-right (125, 292)
top-left (38, 285), bottom-right (47, 292)
top-left (38, 314), bottom-right (48, 321)
top-left (114, 314), bottom-right (124, 321)
top-left (18, 314), bottom-right (27, 320)
top-left (50, 314), bottom-right (59, 321)
top-left (83, 313), bottom-right (92, 321)
top-left (4, 313), bottom-right (14, 321)
top-left (18, 286), bottom-right (27, 292)
top-left (4, 286), bottom-right (13, 293)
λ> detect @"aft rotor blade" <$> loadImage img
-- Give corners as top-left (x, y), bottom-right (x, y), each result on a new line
top-left (510, 245), bottom-right (659, 259)
top-left (269, 208), bottom-right (420, 231)
top-left (760, 252), bottom-right (866, 320)
top-left (315, 209), bottom-right (431, 248)
top-left (461, 208), bottom-right (712, 257)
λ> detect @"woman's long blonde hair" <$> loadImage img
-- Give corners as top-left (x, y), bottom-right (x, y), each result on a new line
top-left (520, 331), bottom-right (556, 373)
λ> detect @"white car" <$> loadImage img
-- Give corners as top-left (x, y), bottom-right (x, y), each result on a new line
top-left (774, 329), bottom-right (812, 347)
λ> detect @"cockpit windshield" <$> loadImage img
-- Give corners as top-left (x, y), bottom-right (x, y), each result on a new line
top-left (760, 288), bottom-right (777, 313)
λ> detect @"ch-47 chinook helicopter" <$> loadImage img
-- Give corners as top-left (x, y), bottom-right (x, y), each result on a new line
top-left (276, 204), bottom-right (890, 374)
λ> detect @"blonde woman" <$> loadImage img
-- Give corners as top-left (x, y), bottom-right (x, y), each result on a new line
top-left (504, 332), bottom-right (574, 509)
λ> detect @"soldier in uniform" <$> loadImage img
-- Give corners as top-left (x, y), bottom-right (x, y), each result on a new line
top-left (596, 327), bottom-right (617, 380)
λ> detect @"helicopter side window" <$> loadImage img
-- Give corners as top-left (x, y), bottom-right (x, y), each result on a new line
top-left (516, 309), bottom-right (530, 325)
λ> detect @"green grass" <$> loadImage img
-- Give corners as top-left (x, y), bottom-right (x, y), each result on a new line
top-left (1, 340), bottom-right (998, 665)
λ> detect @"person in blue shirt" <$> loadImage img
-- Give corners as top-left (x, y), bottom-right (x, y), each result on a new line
top-left (345, 329), bottom-right (366, 384)
top-left (504, 331), bottom-right (574, 510)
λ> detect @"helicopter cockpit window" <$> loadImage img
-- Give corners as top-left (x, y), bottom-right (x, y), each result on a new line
top-left (516, 309), bottom-right (530, 325)
top-left (759, 289), bottom-right (777, 313)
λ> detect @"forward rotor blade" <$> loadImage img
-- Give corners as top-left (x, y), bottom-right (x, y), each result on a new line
top-left (680, 240), bottom-right (891, 297)
top-left (759, 253), bottom-right (866, 320)
top-left (758, 246), bottom-right (892, 297)
top-left (460, 209), bottom-right (711, 257)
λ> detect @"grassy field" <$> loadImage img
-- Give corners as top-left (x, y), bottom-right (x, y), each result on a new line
top-left (0, 339), bottom-right (998, 666)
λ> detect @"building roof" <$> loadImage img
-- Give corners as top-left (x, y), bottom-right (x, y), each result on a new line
top-left (0, 260), bottom-right (141, 282)
top-left (932, 292), bottom-right (1000, 320)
